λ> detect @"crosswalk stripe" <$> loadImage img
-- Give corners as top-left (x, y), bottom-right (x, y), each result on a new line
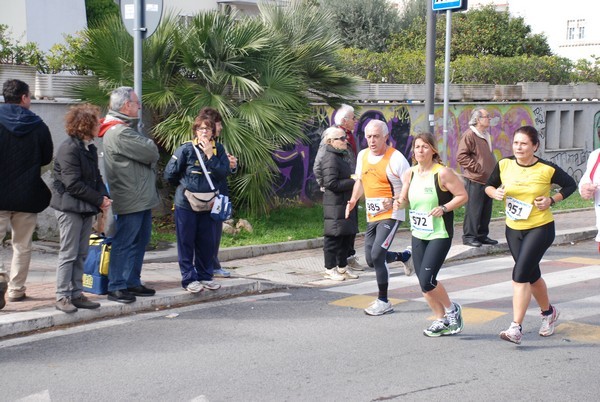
top-left (330, 295), bottom-right (406, 309)
top-left (324, 256), bottom-right (520, 295)
top-left (539, 295), bottom-right (600, 321)
top-left (410, 264), bottom-right (600, 305)
top-left (325, 256), bottom-right (600, 340)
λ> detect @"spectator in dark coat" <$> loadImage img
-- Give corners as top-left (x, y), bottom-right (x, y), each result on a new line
top-left (50, 104), bottom-right (111, 313)
top-left (0, 79), bottom-right (53, 308)
top-left (320, 127), bottom-right (359, 281)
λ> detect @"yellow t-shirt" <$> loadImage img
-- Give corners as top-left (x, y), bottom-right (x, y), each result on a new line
top-left (491, 157), bottom-right (576, 230)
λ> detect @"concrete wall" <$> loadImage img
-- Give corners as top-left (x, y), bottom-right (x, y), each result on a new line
top-left (27, 99), bottom-right (600, 238)
top-left (273, 102), bottom-right (600, 202)
top-left (0, 0), bottom-right (87, 52)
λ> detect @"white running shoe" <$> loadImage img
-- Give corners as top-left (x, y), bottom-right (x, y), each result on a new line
top-left (500, 322), bottom-right (523, 344)
top-left (338, 267), bottom-right (359, 280)
top-left (201, 280), bottom-right (221, 290)
top-left (324, 268), bottom-right (345, 281)
top-left (364, 299), bottom-right (393, 316)
top-left (185, 281), bottom-right (204, 293)
top-left (539, 305), bottom-right (560, 336)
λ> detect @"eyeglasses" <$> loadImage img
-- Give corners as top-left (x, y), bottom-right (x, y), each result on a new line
top-left (196, 127), bottom-right (211, 132)
top-left (333, 136), bottom-right (347, 141)
top-left (479, 115), bottom-right (491, 119)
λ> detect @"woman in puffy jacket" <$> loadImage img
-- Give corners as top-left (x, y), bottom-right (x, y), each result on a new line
top-left (164, 115), bottom-right (230, 293)
top-left (51, 104), bottom-right (111, 313)
top-left (319, 127), bottom-right (359, 281)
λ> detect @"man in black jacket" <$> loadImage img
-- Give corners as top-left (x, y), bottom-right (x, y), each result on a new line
top-left (0, 79), bottom-right (53, 309)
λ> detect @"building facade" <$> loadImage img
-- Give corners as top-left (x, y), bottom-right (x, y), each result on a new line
top-left (0, 0), bottom-right (87, 52)
top-left (472, 0), bottom-right (600, 62)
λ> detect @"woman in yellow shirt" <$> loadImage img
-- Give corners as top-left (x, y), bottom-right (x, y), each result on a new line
top-left (485, 126), bottom-right (576, 344)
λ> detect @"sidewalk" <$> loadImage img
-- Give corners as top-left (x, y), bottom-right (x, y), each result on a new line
top-left (0, 208), bottom-right (596, 338)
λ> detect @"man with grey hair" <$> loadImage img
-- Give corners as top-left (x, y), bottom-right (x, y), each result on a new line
top-left (333, 104), bottom-right (358, 156)
top-left (457, 107), bottom-right (497, 247)
top-left (98, 87), bottom-right (160, 303)
top-left (346, 119), bottom-right (411, 316)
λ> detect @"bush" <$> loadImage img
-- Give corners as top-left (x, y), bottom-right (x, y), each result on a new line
top-left (0, 24), bottom-right (44, 69)
top-left (43, 33), bottom-right (90, 75)
top-left (340, 46), bottom-right (578, 85)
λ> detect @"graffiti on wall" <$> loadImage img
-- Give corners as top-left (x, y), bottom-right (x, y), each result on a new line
top-left (271, 103), bottom-right (590, 202)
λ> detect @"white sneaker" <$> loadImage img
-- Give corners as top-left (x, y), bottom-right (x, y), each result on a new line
top-left (347, 255), bottom-right (365, 271)
top-left (201, 280), bottom-right (221, 290)
top-left (338, 267), bottom-right (359, 279)
top-left (324, 268), bottom-right (345, 281)
top-left (539, 305), bottom-right (560, 336)
top-left (364, 299), bottom-right (393, 316)
top-left (185, 281), bottom-right (204, 293)
top-left (500, 322), bottom-right (523, 344)
top-left (403, 247), bottom-right (414, 276)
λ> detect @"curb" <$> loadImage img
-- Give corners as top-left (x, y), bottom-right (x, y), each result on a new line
top-left (0, 279), bottom-right (287, 339)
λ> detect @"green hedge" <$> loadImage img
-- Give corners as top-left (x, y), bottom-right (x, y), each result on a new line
top-left (338, 49), bottom-right (587, 85)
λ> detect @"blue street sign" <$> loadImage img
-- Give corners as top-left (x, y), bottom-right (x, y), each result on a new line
top-left (432, 0), bottom-right (464, 11)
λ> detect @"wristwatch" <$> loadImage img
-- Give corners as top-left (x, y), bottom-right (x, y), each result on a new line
top-left (440, 205), bottom-right (448, 214)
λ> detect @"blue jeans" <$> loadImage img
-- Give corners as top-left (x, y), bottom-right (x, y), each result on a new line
top-left (107, 210), bottom-right (152, 292)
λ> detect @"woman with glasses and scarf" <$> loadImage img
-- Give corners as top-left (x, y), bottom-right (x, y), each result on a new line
top-left (319, 127), bottom-right (359, 281)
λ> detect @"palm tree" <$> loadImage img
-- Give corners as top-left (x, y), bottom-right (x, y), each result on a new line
top-left (74, 3), bottom-right (357, 216)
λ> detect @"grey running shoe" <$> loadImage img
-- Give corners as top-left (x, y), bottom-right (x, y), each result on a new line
top-left (539, 305), bottom-right (560, 336)
top-left (446, 302), bottom-right (464, 334)
top-left (364, 299), bottom-right (393, 316)
top-left (500, 322), bottom-right (523, 344)
top-left (424, 319), bottom-right (450, 337)
top-left (347, 255), bottom-right (365, 271)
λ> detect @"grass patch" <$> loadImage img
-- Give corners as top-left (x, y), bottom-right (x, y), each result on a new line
top-left (151, 191), bottom-right (592, 249)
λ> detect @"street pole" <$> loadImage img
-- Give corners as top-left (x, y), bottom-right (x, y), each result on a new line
top-left (442, 9), bottom-right (451, 164)
top-left (134, 0), bottom-right (144, 131)
top-left (425, 5), bottom-right (436, 135)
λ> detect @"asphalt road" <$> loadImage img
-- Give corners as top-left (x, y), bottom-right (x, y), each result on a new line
top-left (1, 240), bottom-right (599, 401)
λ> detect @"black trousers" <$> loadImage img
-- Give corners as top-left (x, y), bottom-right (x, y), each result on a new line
top-left (462, 179), bottom-right (493, 242)
top-left (323, 234), bottom-right (353, 269)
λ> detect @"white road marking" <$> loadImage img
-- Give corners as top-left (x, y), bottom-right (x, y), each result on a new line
top-left (324, 256), bottom-right (518, 294)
